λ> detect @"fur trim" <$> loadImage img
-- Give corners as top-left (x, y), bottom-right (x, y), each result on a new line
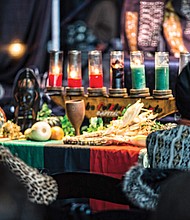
top-left (122, 165), bottom-right (158, 210)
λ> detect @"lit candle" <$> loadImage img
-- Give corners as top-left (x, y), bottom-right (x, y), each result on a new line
top-left (48, 51), bottom-right (63, 87)
top-left (67, 50), bottom-right (82, 88)
top-left (130, 51), bottom-right (146, 89)
top-left (88, 50), bottom-right (103, 88)
top-left (68, 69), bottom-right (82, 88)
top-left (155, 52), bottom-right (169, 90)
top-left (110, 51), bottom-right (124, 89)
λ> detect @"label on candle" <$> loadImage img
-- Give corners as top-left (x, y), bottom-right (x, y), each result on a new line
top-left (68, 78), bottom-right (82, 88)
top-left (89, 74), bottom-right (103, 88)
top-left (48, 73), bottom-right (62, 87)
top-left (131, 65), bottom-right (146, 89)
top-left (155, 66), bottom-right (169, 90)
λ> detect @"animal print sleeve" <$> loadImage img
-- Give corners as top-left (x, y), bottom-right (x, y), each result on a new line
top-left (0, 145), bottom-right (58, 205)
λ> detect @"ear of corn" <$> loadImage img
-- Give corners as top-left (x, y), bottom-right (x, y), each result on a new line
top-left (129, 135), bottom-right (147, 148)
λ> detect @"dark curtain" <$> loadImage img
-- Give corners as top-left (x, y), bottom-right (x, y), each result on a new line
top-left (0, 0), bottom-right (51, 87)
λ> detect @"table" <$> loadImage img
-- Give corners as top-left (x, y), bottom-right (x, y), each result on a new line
top-left (0, 139), bottom-right (145, 176)
top-left (0, 139), bottom-right (147, 211)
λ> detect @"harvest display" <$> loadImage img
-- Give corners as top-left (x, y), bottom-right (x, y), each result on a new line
top-left (0, 104), bottom-right (66, 141)
top-left (62, 100), bottom-right (176, 147)
top-left (0, 100), bottom-right (175, 147)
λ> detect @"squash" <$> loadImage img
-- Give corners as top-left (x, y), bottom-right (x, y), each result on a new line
top-left (24, 121), bottom-right (51, 141)
top-left (24, 128), bottom-right (33, 139)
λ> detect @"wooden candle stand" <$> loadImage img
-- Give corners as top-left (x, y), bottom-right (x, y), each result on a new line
top-left (46, 87), bottom-right (177, 120)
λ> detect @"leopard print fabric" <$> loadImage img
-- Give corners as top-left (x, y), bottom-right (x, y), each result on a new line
top-left (0, 145), bottom-right (58, 205)
top-left (147, 125), bottom-right (190, 170)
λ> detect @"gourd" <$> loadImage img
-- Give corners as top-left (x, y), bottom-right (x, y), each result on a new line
top-left (24, 121), bottom-right (51, 141)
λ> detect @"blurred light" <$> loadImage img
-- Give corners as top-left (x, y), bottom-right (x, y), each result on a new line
top-left (8, 42), bottom-right (26, 58)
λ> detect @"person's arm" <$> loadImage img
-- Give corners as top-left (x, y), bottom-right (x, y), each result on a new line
top-left (0, 146), bottom-right (58, 205)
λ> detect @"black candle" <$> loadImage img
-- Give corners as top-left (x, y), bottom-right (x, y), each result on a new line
top-left (111, 60), bottom-right (124, 89)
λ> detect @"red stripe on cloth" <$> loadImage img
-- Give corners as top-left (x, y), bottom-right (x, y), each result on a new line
top-left (90, 145), bottom-right (141, 211)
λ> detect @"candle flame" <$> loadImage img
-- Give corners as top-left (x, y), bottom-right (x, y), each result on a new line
top-left (53, 66), bottom-right (60, 75)
top-left (94, 68), bottom-right (99, 74)
top-left (113, 63), bottom-right (120, 69)
top-left (133, 58), bottom-right (141, 66)
top-left (70, 70), bottom-right (77, 78)
top-left (112, 60), bottom-right (123, 69)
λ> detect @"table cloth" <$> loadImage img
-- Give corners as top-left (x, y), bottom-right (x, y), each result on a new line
top-left (0, 139), bottom-right (146, 211)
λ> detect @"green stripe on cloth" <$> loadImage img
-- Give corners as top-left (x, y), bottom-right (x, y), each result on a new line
top-left (0, 139), bottom-right (62, 170)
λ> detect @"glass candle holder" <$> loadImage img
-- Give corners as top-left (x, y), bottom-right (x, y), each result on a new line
top-left (48, 50), bottom-right (63, 87)
top-left (155, 52), bottom-right (169, 90)
top-left (67, 50), bottom-right (82, 88)
top-left (88, 50), bottom-right (103, 88)
top-left (130, 51), bottom-right (146, 89)
top-left (178, 52), bottom-right (190, 75)
top-left (110, 51), bottom-right (124, 89)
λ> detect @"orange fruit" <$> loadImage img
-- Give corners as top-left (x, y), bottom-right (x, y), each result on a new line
top-left (50, 126), bottom-right (64, 140)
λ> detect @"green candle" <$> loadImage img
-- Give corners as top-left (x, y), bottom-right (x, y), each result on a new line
top-left (155, 66), bottom-right (169, 90)
top-left (131, 65), bottom-right (146, 89)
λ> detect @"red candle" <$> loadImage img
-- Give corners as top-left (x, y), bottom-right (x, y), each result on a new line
top-left (48, 66), bottom-right (63, 87)
top-left (89, 68), bottom-right (103, 88)
top-left (48, 51), bottom-right (63, 87)
top-left (67, 50), bottom-right (82, 88)
top-left (88, 50), bottom-right (103, 88)
top-left (48, 73), bottom-right (63, 87)
top-left (68, 70), bottom-right (82, 87)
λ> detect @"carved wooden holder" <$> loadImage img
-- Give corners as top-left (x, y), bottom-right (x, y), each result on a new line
top-left (46, 87), bottom-right (177, 120)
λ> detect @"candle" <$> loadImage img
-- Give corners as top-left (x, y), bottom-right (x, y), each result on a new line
top-left (68, 70), bottom-right (82, 87)
top-left (48, 51), bottom-right (63, 87)
top-left (155, 52), bottom-right (169, 90)
top-left (155, 66), bottom-right (169, 90)
top-left (131, 65), bottom-right (146, 89)
top-left (110, 51), bottom-right (124, 89)
top-left (67, 50), bottom-right (82, 88)
top-left (130, 51), bottom-right (146, 89)
top-left (111, 60), bottom-right (124, 89)
top-left (89, 67), bottom-right (103, 88)
top-left (88, 50), bottom-right (103, 88)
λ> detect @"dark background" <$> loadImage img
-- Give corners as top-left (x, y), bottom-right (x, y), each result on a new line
top-left (0, 0), bottom-right (123, 118)
top-left (0, 0), bottom-right (123, 96)
top-left (0, 0), bottom-right (187, 119)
